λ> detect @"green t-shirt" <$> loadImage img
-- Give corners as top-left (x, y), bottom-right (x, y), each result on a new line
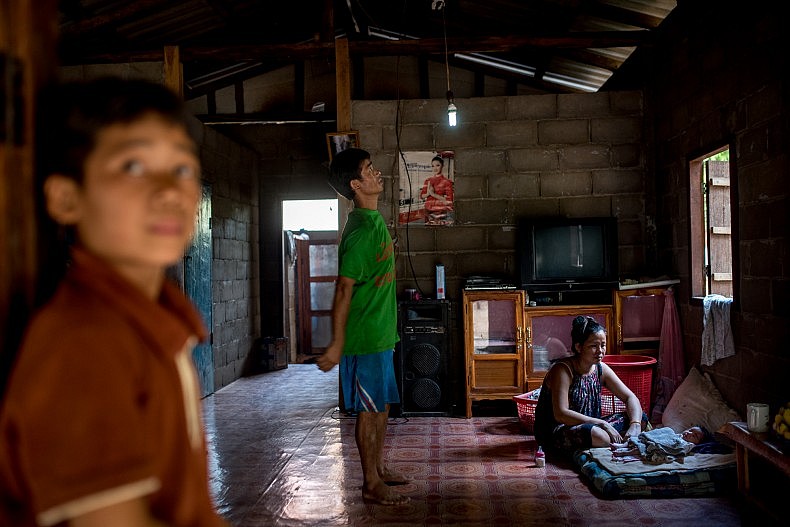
top-left (338, 208), bottom-right (399, 355)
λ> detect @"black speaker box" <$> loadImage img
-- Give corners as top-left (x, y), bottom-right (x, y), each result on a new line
top-left (397, 301), bottom-right (451, 416)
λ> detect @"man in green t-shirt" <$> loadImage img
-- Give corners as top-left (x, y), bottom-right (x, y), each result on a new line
top-left (317, 148), bottom-right (409, 505)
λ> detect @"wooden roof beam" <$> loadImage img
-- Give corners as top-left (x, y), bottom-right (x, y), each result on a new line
top-left (60, 31), bottom-right (650, 64)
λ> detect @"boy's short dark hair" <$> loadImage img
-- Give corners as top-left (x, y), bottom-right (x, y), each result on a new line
top-left (36, 77), bottom-right (194, 184)
top-left (328, 148), bottom-right (370, 200)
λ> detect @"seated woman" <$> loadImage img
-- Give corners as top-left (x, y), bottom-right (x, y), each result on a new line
top-left (534, 316), bottom-right (650, 458)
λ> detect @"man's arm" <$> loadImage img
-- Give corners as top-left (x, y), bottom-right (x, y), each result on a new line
top-left (317, 276), bottom-right (356, 372)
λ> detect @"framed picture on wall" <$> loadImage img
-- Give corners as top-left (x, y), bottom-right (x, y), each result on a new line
top-left (326, 131), bottom-right (360, 161)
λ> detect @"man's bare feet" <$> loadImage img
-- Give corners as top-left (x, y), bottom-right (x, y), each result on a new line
top-left (379, 466), bottom-right (411, 486)
top-left (362, 482), bottom-right (410, 505)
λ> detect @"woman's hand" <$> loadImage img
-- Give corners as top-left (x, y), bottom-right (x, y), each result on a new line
top-left (625, 421), bottom-right (642, 439)
top-left (598, 421), bottom-right (623, 444)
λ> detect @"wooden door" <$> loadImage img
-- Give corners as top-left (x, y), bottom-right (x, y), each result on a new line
top-left (295, 237), bottom-right (337, 362)
top-left (185, 184), bottom-right (213, 396)
top-left (706, 160), bottom-right (733, 297)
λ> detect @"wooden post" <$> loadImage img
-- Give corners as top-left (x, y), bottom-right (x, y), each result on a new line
top-left (163, 45), bottom-right (183, 98)
top-left (334, 36), bottom-right (352, 412)
top-left (0, 0), bottom-right (58, 390)
top-left (335, 37), bottom-right (351, 132)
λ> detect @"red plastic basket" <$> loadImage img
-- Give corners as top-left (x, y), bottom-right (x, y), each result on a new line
top-left (513, 389), bottom-right (541, 433)
top-left (601, 355), bottom-right (656, 416)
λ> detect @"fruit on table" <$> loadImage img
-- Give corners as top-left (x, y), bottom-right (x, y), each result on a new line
top-left (772, 402), bottom-right (790, 439)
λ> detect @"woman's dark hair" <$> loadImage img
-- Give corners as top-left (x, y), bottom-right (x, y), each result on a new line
top-left (570, 315), bottom-right (606, 353)
top-left (431, 155), bottom-right (444, 166)
top-left (327, 147), bottom-right (370, 200)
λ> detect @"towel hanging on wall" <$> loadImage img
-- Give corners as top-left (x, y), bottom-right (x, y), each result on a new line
top-left (701, 294), bottom-right (735, 366)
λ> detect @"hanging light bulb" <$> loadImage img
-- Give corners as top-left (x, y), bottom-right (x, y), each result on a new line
top-left (447, 90), bottom-right (457, 127)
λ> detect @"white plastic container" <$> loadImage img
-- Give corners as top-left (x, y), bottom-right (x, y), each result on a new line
top-left (535, 446), bottom-right (546, 467)
top-left (436, 264), bottom-right (445, 299)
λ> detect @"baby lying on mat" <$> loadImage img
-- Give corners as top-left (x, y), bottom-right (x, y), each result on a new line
top-left (610, 426), bottom-right (710, 464)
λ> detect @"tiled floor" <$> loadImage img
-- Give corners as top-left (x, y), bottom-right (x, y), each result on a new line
top-left (203, 365), bottom-right (744, 526)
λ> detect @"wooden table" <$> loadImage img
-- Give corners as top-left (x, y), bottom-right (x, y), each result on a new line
top-left (719, 421), bottom-right (790, 520)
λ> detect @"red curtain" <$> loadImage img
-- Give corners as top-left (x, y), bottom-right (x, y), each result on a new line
top-left (651, 288), bottom-right (685, 424)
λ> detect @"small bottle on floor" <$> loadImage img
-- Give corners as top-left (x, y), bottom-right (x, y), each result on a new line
top-left (535, 446), bottom-right (545, 467)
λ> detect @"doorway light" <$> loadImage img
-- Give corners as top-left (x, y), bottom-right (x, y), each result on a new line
top-left (282, 199), bottom-right (338, 231)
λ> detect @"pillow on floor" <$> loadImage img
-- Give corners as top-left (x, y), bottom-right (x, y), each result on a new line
top-left (661, 367), bottom-right (741, 433)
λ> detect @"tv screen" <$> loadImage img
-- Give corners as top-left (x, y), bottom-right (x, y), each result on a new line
top-left (519, 217), bottom-right (618, 291)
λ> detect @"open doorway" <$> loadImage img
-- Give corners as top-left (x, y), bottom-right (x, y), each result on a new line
top-left (282, 199), bottom-right (339, 364)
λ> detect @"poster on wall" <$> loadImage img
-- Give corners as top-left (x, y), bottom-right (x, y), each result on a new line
top-left (398, 150), bottom-right (455, 226)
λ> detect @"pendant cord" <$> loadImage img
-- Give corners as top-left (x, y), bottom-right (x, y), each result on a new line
top-left (443, 7), bottom-right (450, 94)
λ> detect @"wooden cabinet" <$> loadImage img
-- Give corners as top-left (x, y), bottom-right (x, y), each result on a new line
top-left (462, 285), bottom-right (677, 415)
top-left (613, 282), bottom-right (677, 357)
top-left (463, 290), bottom-right (525, 418)
top-left (524, 305), bottom-right (614, 391)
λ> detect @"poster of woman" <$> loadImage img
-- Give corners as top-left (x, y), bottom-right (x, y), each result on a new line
top-left (398, 150), bottom-right (455, 226)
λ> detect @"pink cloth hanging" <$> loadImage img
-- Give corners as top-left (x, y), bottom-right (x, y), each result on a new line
top-left (652, 288), bottom-right (685, 424)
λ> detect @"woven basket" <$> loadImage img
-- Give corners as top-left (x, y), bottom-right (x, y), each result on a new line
top-left (513, 389), bottom-right (541, 432)
top-left (601, 355), bottom-right (656, 415)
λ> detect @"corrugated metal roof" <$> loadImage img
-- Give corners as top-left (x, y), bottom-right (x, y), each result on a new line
top-left (57, 0), bottom-right (677, 98)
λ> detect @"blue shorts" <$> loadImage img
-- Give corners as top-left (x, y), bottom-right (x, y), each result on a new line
top-left (340, 349), bottom-right (400, 413)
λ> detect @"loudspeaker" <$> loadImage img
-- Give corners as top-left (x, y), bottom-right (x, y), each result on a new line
top-left (397, 301), bottom-right (451, 416)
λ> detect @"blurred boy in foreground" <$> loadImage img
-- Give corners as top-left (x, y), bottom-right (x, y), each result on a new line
top-left (0, 77), bottom-right (227, 526)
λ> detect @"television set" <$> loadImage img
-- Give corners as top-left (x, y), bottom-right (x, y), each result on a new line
top-left (518, 217), bottom-right (619, 295)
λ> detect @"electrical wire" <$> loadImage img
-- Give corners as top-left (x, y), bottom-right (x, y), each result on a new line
top-left (443, 6), bottom-right (451, 94)
top-left (394, 61), bottom-right (424, 298)
top-left (390, 1), bottom-right (424, 298)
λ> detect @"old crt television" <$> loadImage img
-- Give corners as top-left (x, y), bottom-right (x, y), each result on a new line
top-left (518, 217), bottom-right (619, 292)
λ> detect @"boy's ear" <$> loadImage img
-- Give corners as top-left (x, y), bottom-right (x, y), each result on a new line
top-left (44, 174), bottom-right (82, 225)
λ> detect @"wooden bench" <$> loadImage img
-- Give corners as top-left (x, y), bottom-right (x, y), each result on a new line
top-left (719, 421), bottom-right (790, 522)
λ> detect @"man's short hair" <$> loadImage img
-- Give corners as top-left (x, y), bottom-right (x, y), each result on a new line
top-left (328, 148), bottom-right (370, 200)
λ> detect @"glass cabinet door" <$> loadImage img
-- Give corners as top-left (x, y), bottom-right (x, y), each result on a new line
top-left (471, 298), bottom-right (519, 354)
top-left (463, 290), bottom-right (526, 417)
top-left (525, 306), bottom-right (613, 390)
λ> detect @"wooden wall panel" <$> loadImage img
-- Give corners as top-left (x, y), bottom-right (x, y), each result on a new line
top-left (0, 0), bottom-right (58, 393)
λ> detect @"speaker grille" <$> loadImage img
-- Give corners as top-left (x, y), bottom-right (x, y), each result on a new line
top-left (408, 343), bottom-right (440, 376)
top-left (411, 378), bottom-right (442, 409)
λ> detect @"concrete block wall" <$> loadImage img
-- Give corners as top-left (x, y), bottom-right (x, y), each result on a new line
top-left (351, 91), bottom-right (647, 304)
top-left (642, 0), bottom-right (786, 414)
top-left (197, 127), bottom-right (261, 390)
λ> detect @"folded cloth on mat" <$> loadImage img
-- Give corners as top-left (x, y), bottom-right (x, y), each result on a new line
top-left (633, 427), bottom-right (695, 464)
top-left (587, 447), bottom-right (735, 476)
